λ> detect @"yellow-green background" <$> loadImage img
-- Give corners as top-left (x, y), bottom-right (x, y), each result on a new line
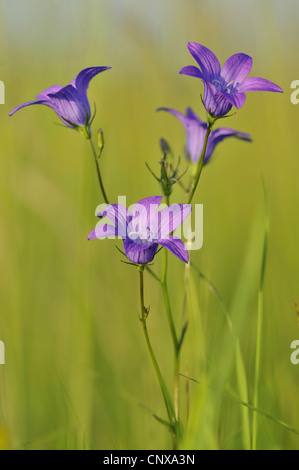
top-left (0, 0), bottom-right (298, 450)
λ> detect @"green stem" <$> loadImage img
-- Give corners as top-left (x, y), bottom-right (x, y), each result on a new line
top-left (161, 193), bottom-right (180, 421)
top-left (138, 267), bottom-right (175, 428)
top-left (88, 136), bottom-right (109, 204)
top-left (252, 290), bottom-right (263, 450)
top-left (161, 249), bottom-right (180, 421)
top-left (252, 182), bottom-right (269, 450)
top-left (187, 121), bottom-right (212, 204)
top-left (162, 250), bottom-right (179, 351)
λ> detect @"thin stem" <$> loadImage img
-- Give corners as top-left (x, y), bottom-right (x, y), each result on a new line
top-left (252, 183), bottom-right (269, 450)
top-left (161, 193), bottom-right (180, 421)
top-left (138, 267), bottom-right (175, 428)
top-left (187, 121), bottom-right (212, 204)
top-left (146, 255), bottom-right (181, 423)
top-left (161, 250), bottom-right (179, 352)
top-left (88, 136), bottom-right (109, 204)
top-left (252, 290), bottom-right (263, 450)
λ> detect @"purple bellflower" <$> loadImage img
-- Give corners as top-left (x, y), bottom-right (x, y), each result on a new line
top-left (88, 196), bottom-right (191, 264)
top-left (9, 66), bottom-right (111, 129)
top-left (180, 43), bottom-right (283, 117)
top-left (158, 107), bottom-right (251, 164)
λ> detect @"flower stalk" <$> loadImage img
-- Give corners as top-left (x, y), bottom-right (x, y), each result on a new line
top-left (187, 115), bottom-right (213, 204)
top-left (138, 266), bottom-right (177, 446)
top-left (87, 129), bottom-right (109, 205)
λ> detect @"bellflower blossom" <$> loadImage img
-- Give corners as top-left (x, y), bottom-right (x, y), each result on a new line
top-left (158, 107), bottom-right (251, 164)
top-left (180, 43), bottom-right (283, 117)
top-left (88, 196), bottom-right (191, 264)
top-left (9, 66), bottom-right (111, 129)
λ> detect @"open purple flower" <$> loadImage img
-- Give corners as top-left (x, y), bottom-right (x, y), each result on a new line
top-left (158, 107), bottom-right (251, 164)
top-left (180, 43), bottom-right (283, 117)
top-left (88, 196), bottom-right (191, 264)
top-left (9, 66), bottom-right (111, 128)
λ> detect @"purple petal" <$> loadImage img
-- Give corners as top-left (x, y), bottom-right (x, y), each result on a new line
top-left (9, 85), bottom-right (64, 117)
top-left (158, 107), bottom-right (202, 126)
top-left (158, 237), bottom-right (189, 263)
top-left (238, 77), bottom-right (283, 93)
top-left (130, 196), bottom-right (163, 234)
top-left (221, 53), bottom-right (252, 84)
top-left (47, 85), bottom-right (88, 127)
top-left (158, 107), bottom-right (206, 163)
top-left (185, 120), bottom-right (207, 163)
top-left (185, 107), bottom-right (203, 122)
top-left (155, 204), bottom-right (192, 239)
top-left (187, 43), bottom-right (221, 80)
top-left (97, 204), bottom-right (129, 237)
top-left (223, 91), bottom-right (247, 109)
top-left (135, 196), bottom-right (163, 211)
top-left (157, 107), bottom-right (188, 125)
top-left (36, 85), bottom-right (63, 100)
top-left (9, 99), bottom-right (46, 117)
top-left (72, 66), bottom-right (111, 92)
top-left (202, 80), bottom-right (233, 117)
top-left (206, 128), bottom-right (251, 163)
top-left (71, 66), bottom-right (111, 114)
top-left (179, 65), bottom-right (203, 79)
top-left (88, 224), bottom-right (118, 240)
top-left (123, 239), bottom-right (158, 264)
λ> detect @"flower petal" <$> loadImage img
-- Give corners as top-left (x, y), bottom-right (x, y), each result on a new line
top-left (9, 99), bottom-right (46, 117)
top-left (71, 67), bottom-right (111, 118)
top-left (130, 196), bottom-right (163, 235)
top-left (97, 204), bottom-right (129, 237)
top-left (238, 77), bottom-right (283, 93)
top-left (158, 107), bottom-right (206, 163)
top-left (36, 85), bottom-right (63, 100)
top-left (223, 91), bottom-right (247, 109)
top-left (9, 85), bottom-right (65, 117)
top-left (179, 65), bottom-right (203, 79)
top-left (206, 128), bottom-right (251, 163)
top-left (123, 239), bottom-right (158, 264)
top-left (202, 80), bottom-right (233, 117)
top-left (158, 236), bottom-right (189, 263)
top-left (221, 53), bottom-right (252, 84)
top-left (155, 204), bottom-right (192, 239)
top-left (187, 43), bottom-right (221, 80)
top-left (72, 66), bottom-right (111, 93)
top-left (157, 107), bottom-right (188, 125)
top-left (185, 120), bottom-right (207, 163)
top-left (47, 85), bottom-right (87, 127)
top-left (88, 224), bottom-right (118, 240)
top-left (185, 107), bottom-right (203, 122)
top-left (158, 107), bottom-right (202, 125)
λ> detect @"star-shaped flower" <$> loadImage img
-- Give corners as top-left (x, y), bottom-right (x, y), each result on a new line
top-left (180, 43), bottom-right (283, 117)
top-left (88, 196), bottom-right (192, 264)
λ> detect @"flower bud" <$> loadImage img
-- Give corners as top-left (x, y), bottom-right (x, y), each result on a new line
top-left (97, 128), bottom-right (104, 154)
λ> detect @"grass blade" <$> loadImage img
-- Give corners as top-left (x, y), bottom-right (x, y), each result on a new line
top-left (252, 180), bottom-right (269, 450)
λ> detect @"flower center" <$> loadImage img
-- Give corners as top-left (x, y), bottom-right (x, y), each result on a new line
top-left (128, 226), bottom-right (155, 245)
top-left (212, 78), bottom-right (238, 94)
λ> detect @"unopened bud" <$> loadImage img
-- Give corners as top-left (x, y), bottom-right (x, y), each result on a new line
top-left (97, 128), bottom-right (104, 153)
top-left (160, 138), bottom-right (171, 155)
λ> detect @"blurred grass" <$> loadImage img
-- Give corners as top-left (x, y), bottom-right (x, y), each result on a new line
top-left (1, 0), bottom-right (299, 450)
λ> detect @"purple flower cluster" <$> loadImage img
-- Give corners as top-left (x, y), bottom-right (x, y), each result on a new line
top-left (9, 43), bottom-right (283, 266)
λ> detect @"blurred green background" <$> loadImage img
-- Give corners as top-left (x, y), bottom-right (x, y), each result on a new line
top-left (0, 0), bottom-right (299, 450)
